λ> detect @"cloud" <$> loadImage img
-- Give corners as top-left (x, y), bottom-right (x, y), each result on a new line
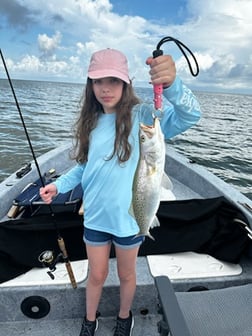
top-left (0, 0), bottom-right (38, 30)
top-left (6, 54), bottom-right (81, 81)
top-left (1, 0), bottom-right (252, 93)
top-left (170, 0), bottom-right (252, 92)
top-left (38, 31), bottom-right (62, 58)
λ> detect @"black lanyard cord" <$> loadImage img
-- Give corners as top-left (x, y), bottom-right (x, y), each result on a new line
top-left (155, 36), bottom-right (199, 77)
top-left (152, 36), bottom-right (199, 111)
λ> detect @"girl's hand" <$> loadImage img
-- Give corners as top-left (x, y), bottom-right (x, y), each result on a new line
top-left (146, 54), bottom-right (176, 88)
top-left (39, 184), bottom-right (57, 204)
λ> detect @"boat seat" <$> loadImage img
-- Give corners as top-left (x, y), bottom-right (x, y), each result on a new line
top-left (155, 275), bottom-right (252, 336)
top-left (7, 175), bottom-right (83, 218)
top-left (0, 259), bottom-right (88, 287)
top-left (147, 252), bottom-right (242, 279)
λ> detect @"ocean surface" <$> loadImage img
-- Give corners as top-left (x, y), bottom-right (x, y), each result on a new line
top-left (0, 79), bottom-right (251, 200)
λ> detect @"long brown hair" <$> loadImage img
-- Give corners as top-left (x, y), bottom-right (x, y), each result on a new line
top-left (72, 78), bottom-right (140, 164)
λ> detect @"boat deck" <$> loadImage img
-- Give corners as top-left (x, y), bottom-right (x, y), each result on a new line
top-left (0, 257), bottom-right (160, 336)
top-left (0, 314), bottom-right (160, 336)
top-left (1, 254), bottom-right (252, 336)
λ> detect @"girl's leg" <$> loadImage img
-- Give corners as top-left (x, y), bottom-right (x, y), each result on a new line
top-left (85, 243), bottom-right (111, 321)
top-left (115, 245), bottom-right (140, 318)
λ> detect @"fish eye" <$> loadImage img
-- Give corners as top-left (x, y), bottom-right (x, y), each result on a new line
top-left (140, 135), bottom-right (145, 142)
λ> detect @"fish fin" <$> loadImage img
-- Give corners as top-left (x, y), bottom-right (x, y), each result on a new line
top-left (147, 232), bottom-right (155, 241)
top-left (128, 202), bottom-right (135, 218)
top-left (160, 187), bottom-right (176, 201)
top-left (161, 173), bottom-right (173, 190)
top-left (150, 216), bottom-right (160, 229)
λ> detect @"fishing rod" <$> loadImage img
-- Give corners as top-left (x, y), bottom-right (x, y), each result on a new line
top-left (152, 36), bottom-right (199, 110)
top-left (0, 49), bottom-right (77, 289)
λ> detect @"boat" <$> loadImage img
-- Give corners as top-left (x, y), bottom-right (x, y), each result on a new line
top-left (0, 142), bottom-right (251, 336)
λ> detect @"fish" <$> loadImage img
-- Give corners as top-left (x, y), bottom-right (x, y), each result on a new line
top-left (129, 117), bottom-right (173, 240)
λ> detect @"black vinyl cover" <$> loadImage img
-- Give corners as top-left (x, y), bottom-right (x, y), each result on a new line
top-left (0, 196), bottom-right (251, 283)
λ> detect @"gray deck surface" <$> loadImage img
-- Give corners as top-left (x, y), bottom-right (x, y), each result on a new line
top-left (0, 314), bottom-right (160, 336)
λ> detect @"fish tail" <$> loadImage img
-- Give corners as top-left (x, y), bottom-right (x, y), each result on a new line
top-left (134, 232), bottom-right (155, 241)
top-left (134, 233), bottom-right (144, 239)
top-left (147, 232), bottom-right (155, 241)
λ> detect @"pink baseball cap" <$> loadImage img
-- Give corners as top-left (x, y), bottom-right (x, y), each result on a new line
top-left (87, 48), bottom-right (130, 84)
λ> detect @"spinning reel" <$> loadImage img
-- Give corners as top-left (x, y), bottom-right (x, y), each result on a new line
top-left (38, 250), bottom-right (64, 280)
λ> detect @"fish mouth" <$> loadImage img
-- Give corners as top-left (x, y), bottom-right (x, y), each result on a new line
top-left (140, 123), bottom-right (155, 138)
top-left (140, 117), bottom-right (159, 130)
top-left (140, 123), bottom-right (153, 130)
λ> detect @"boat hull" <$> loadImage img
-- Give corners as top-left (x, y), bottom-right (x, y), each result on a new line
top-left (0, 143), bottom-right (251, 335)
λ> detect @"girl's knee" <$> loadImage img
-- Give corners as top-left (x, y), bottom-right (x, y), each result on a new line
top-left (89, 268), bottom-right (108, 286)
top-left (118, 269), bottom-right (136, 283)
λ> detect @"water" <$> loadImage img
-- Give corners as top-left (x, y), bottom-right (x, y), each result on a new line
top-left (0, 79), bottom-right (251, 200)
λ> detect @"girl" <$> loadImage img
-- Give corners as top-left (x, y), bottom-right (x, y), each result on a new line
top-left (40, 48), bottom-right (201, 336)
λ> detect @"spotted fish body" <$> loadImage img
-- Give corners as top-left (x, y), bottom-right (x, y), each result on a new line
top-left (130, 117), bottom-right (167, 239)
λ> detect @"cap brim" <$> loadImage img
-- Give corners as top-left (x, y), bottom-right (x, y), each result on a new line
top-left (88, 69), bottom-right (130, 84)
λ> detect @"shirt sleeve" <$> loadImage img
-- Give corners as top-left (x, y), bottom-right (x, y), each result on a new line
top-left (139, 76), bottom-right (201, 139)
top-left (161, 76), bottom-right (201, 138)
top-left (53, 163), bottom-right (86, 194)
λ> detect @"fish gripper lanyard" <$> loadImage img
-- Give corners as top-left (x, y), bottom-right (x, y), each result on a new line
top-left (152, 36), bottom-right (199, 110)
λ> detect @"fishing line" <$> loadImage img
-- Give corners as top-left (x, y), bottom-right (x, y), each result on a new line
top-left (0, 49), bottom-right (45, 185)
top-left (0, 49), bottom-right (56, 226)
top-left (152, 36), bottom-right (199, 110)
top-left (0, 49), bottom-right (77, 288)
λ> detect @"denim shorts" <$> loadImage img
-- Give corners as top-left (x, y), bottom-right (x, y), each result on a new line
top-left (84, 227), bottom-right (145, 249)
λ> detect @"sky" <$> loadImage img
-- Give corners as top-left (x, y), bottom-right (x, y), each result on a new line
top-left (0, 0), bottom-right (252, 94)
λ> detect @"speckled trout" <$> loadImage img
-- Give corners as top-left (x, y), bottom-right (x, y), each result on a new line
top-left (129, 117), bottom-right (172, 239)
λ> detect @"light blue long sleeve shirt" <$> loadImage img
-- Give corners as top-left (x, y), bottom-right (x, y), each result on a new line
top-left (54, 77), bottom-right (201, 237)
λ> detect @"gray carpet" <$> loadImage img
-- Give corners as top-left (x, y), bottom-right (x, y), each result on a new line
top-left (0, 314), bottom-right (160, 336)
top-left (177, 284), bottom-right (252, 336)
